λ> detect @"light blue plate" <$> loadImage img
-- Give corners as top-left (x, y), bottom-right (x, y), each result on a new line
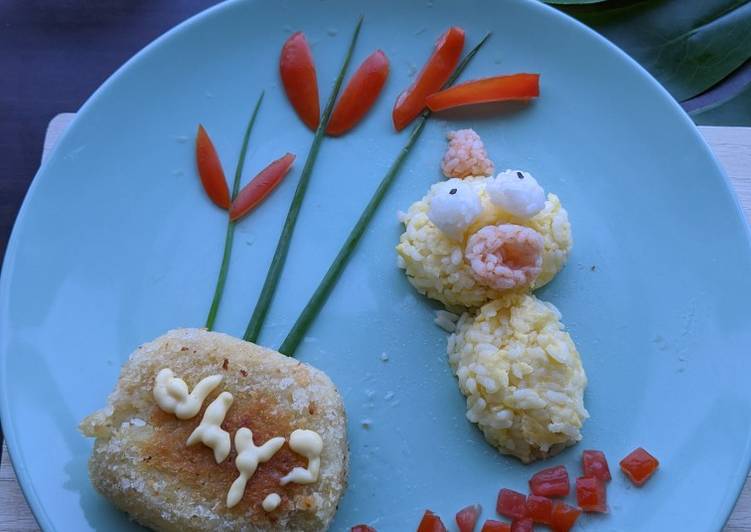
top-left (3, 0), bottom-right (751, 530)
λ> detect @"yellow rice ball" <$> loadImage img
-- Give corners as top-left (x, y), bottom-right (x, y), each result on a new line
top-left (396, 176), bottom-right (572, 309)
top-left (447, 293), bottom-right (588, 463)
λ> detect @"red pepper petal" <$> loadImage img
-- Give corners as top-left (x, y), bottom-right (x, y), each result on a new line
top-left (195, 125), bottom-right (230, 209)
top-left (280, 32), bottom-right (320, 131)
top-left (392, 26), bottom-right (465, 131)
top-left (425, 73), bottom-right (540, 112)
top-left (327, 50), bottom-right (390, 136)
top-left (529, 465), bottom-right (570, 498)
top-left (619, 447), bottom-right (659, 487)
top-left (417, 510), bottom-right (447, 532)
top-left (582, 450), bottom-right (612, 482)
top-left (551, 502), bottom-right (581, 532)
top-left (229, 153), bottom-right (295, 221)
top-left (480, 520), bottom-right (511, 532)
top-left (497, 489), bottom-right (528, 520)
top-left (576, 477), bottom-right (608, 513)
top-left (455, 504), bottom-right (482, 532)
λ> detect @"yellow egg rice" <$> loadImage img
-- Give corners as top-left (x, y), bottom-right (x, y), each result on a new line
top-left (396, 176), bottom-right (572, 309)
top-left (447, 293), bottom-right (588, 463)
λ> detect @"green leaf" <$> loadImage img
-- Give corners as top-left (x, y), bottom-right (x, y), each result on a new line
top-left (558, 0), bottom-right (751, 101)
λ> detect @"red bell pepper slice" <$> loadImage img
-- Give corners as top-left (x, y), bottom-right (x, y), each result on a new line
top-left (280, 32), bottom-right (320, 131)
top-left (455, 504), bottom-right (481, 532)
top-left (576, 477), bottom-right (608, 513)
top-left (620, 447), bottom-right (659, 487)
top-left (480, 520), bottom-right (510, 532)
top-left (529, 465), bottom-right (570, 497)
top-left (417, 510), bottom-right (447, 532)
top-left (582, 450), bottom-right (611, 482)
top-left (551, 502), bottom-right (581, 532)
top-left (526, 495), bottom-right (553, 525)
top-left (229, 153), bottom-right (295, 221)
top-left (195, 125), bottom-right (230, 209)
top-left (510, 518), bottom-right (533, 532)
top-left (496, 489), bottom-right (527, 520)
top-left (327, 50), bottom-right (390, 136)
top-left (392, 26), bottom-right (465, 131)
top-left (425, 73), bottom-right (539, 112)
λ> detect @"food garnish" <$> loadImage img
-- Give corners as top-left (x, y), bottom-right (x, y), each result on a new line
top-left (196, 125), bottom-right (231, 209)
top-left (582, 450), bottom-right (611, 481)
top-left (327, 50), bottom-right (390, 136)
top-left (279, 31), bottom-right (491, 356)
top-left (481, 520), bottom-right (510, 532)
top-left (393, 26), bottom-right (465, 131)
top-left (280, 32), bottom-right (321, 131)
top-left (620, 447), bottom-right (659, 487)
top-left (425, 73), bottom-right (540, 112)
top-left (244, 17), bottom-right (364, 343)
top-left (417, 509), bottom-right (448, 532)
top-left (228, 153), bottom-right (295, 221)
top-left (529, 465), bottom-right (570, 497)
top-left (575, 476), bottom-right (608, 513)
top-left (204, 93), bottom-right (264, 331)
top-left (456, 503), bottom-right (482, 532)
top-left (551, 502), bottom-right (581, 532)
top-left (526, 494), bottom-right (553, 525)
top-left (497, 488), bottom-right (528, 520)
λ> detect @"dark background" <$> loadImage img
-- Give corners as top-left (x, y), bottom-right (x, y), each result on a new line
top-left (0, 0), bottom-right (222, 258)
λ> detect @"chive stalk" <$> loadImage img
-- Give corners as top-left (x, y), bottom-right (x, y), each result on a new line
top-left (243, 17), bottom-right (364, 342)
top-left (205, 92), bottom-right (265, 330)
top-left (279, 33), bottom-right (492, 355)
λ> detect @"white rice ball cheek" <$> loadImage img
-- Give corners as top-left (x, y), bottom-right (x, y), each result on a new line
top-left (486, 170), bottom-right (546, 219)
top-left (427, 179), bottom-right (482, 241)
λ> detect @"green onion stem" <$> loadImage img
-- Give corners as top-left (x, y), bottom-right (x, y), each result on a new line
top-left (243, 17), bottom-right (364, 342)
top-left (279, 32), bottom-right (492, 356)
top-left (205, 91), bottom-right (265, 330)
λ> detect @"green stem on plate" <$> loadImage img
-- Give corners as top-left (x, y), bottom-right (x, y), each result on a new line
top-left (242, 17), bottom-right (364, 343)
top-left (205, 92), bottom-right (265, 330)
top-left (278, 33), bottom-right (492, 356)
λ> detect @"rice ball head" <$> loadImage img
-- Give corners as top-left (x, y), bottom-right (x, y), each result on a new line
top-left (447, 293), bottom-right (588, 463)
top-left (396, 176), bottom-right (572, 309)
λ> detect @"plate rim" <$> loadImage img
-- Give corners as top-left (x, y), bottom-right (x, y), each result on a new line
top-left (2, 0), bottom-right (751, 530)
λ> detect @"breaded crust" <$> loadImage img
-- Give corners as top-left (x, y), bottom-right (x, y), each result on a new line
top-left (80, 328), bottom-right (348, 531)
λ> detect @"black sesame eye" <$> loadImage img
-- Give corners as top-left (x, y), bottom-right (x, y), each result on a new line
top-left (449, 188), bottom-right (457, 195)
top-left (516, 171), bottom-right (524, 179)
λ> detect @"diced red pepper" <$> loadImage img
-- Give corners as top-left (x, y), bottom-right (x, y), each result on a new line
top-left (620, 447), bottom-right (659, 487)
top-left (480, 520), bottom-right (510, 532)
top-left (582, 450), bottom-right (611, 481)
top-left (529, 465), bottom-right (570, 497)
top-left (392, 26), bottom-right (465, 131)
top-left (229, 153), bottom-right (295, 221)
top-left (496, 489), bottom-right (527, 520)
top-left (455, 504), bottom-right (481, 532)
top-left (510, 517), bottom-right (534, 532)
top-left (280, 32), bottom-right (320, 131)
top-left (417, 510), bottom-right (447, 532)
top-left (576, 477), bottom-right (607, 513)
top-left (327, 50), bottom-right (390, 136)
top-left (526, 495), bottom-right (553, 525)
top-left (195, 125), bottom-right (230, 209)
top-left (351, 526), bottom-right (376, 532)
top-left (551, 502), bottom-right (581, 532)
top-left (425, 74), bottom-right (539, 112)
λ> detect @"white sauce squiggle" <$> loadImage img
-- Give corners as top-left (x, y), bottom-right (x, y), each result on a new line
top-left (226, 429), bottom-right (285, 508)
top-left (186, 391), bottom-right (233, 463)
top-left (153, 369), bottom-right (223, 420)
top-left (280, 429), bottom-right (323, 485)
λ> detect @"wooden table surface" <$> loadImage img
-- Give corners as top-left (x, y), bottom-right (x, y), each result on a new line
top-left (1, 122), bottom-right (751, 531)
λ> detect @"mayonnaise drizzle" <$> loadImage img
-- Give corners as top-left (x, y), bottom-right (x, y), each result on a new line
top-left (186, 391), bottom-right (233, 463)
top-left (262, 493), bottom-right (282, 512)
top-left (153, 369), bottom-right (223, 420)
top-left (280, 429), bottom-right (323, 485)
top-left (226, 429), bottom-right (285, 508)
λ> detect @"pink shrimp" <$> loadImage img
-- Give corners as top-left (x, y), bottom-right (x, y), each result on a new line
top-left (441, 129), bottom-right (494, 179)
top-left (465, 224), bottom-right (544, 291)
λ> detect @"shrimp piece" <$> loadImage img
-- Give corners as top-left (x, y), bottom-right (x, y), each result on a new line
top-left (465, 224), bottom-right (544, 291)
top-left (441, 129), bottom-right (494, 179)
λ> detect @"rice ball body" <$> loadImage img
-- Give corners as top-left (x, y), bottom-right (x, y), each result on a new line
top-left (447, 293), bottom-right (588, 463)
top-left (396, 176), bottom-right (572, 309)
